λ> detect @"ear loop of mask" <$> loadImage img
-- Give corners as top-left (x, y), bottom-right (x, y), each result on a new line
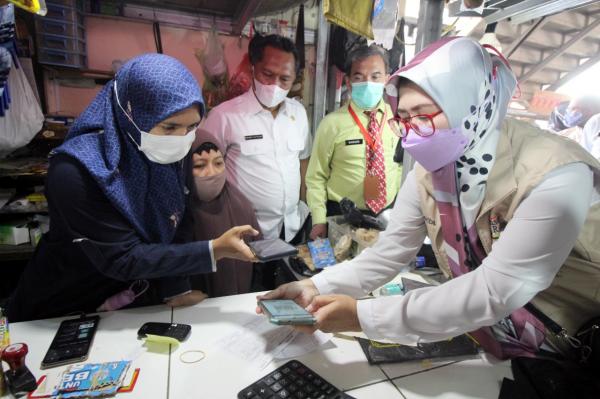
top-left (130, 279), bottom-right (150, 297)
top-left (113, 80), bottom-right (145, 149)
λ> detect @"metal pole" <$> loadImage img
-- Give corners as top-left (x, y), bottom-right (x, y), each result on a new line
top-left (402, 0), bottom-right (444, 182)
top-left (312, 0), bottom-right (330, 135)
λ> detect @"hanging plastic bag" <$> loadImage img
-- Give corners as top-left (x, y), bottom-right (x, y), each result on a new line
top-left (7, 0), bottom-right (47, 16)
top-left (370, 0), bottom-right (399, 50)
top-left (195, 27), bottom-right (229, 109)
top-left (0, 59), bottom-right (44, 158)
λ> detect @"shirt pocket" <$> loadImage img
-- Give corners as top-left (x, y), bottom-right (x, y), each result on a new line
top-left (286, 135), bottom-right (305, 155)
top-left (240, 138), bottom-right (270, 156)
top-left (337, 137), bottom-right (366, 162)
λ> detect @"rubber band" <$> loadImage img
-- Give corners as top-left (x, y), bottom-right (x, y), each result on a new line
top-left (179, 350), bottom-right (206, 364)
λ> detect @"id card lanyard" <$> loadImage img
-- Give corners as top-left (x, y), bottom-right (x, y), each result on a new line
top-left (347, 104), bottom-right (387, 153)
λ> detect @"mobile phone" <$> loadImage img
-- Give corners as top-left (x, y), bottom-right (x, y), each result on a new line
top-left (137, 322), bottom-right (191, 342)
top-left (40, 315), bottom-right (100, 369)
top-left (258, 299), bottom-right (316, 325)
top-left (248, 238), bottom-right (298, 262)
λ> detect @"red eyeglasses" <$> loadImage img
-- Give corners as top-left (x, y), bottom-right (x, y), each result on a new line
top-left (388, 109), bottom-right (444, 139)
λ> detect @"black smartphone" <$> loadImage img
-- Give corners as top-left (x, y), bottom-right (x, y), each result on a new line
top-left (258, 299), bottom-right (316, 325)
top-left (40, 315), bottom-right (100, 369)
top-left (137, 322), bottom-right (191, 342)
top-left (248, 238), bottom-right (298, 262)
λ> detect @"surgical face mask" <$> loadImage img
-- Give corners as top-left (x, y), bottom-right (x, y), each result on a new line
top-left (562, 109), bottom-right (584, 128)
top-left (401, 126), bottom-right (468, 172)
top-left (253, 78), bottom-right (289, 108)
top-left (351, 81), bottom-right (384, 109)
top-left (194, 170), bottom-right (227, 202)
top-left (136, 130), bottom-right (195, 164)
top-left (113, 81), bottom-right (196, 164)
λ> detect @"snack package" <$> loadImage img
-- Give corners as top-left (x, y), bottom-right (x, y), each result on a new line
top-left (307, 238), bottom-right (337, 269)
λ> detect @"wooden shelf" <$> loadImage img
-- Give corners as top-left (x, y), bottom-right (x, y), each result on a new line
top-left (0, 244), bottom-right (36, 261)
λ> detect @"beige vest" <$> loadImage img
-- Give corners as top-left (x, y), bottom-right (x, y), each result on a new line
top-left (415, 118), bottom-right (600, 335)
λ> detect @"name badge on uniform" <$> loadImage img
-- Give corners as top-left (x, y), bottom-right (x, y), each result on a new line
top-left (490, 215), bottom-right (502, 239)
top-left (244, 134), bottom-right (263, 140)
top-left (345, 139), bottom-right (363, 146)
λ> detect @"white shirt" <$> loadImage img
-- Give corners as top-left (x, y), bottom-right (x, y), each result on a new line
top-left (202, 90), bottom-right (312, 240)
top-left (312, 163), bottom-right (596, 344)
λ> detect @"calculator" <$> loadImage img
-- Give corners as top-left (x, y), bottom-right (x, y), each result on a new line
top-left (238, 360), bottom-right (355, 399)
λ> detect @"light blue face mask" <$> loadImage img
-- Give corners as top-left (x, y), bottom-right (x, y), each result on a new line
top-left (562, 109), bottom-right (584, 128)
top-left (351, 81), bottom-right (385, 109)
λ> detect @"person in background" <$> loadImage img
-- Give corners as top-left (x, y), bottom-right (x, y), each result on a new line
top-left (177, 129), bottom-right (262, 298)
top-left (548, 96), bottom-right (600, 148)
top-left (7, 54), bottom-right (257, 322)
top-left (201, 34), bottom-right (312, 288)
top-left (259, 37), bottom-right (600, 362)
top-left (306, 45), bottom-right (401, 240)
top-left (582, 113), bottom-right (600, 160)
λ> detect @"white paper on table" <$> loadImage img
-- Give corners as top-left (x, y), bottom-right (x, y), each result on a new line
top-left (273, 330), bottom-right (331, 359)
top-left (214, 316), bottom-right (332, 369)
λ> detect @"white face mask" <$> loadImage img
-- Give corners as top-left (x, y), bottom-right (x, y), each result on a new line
top-left (113, 81), bottom-right (195, 164)
top-left (137, 129), bottom-right (195, 164)
top-left (253, 78), bottom-right (289, 108)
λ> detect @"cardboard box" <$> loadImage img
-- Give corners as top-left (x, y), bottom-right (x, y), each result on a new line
top-left (0, 222), bottom-right (31, 245)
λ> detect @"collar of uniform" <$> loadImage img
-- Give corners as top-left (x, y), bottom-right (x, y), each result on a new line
top-left (348, 98), bottom-right (386, 115)
top-left (241, 88), bottom-right (291, 117)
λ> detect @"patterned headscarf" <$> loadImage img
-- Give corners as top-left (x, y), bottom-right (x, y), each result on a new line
top-left (53, 53), bottom-right (204, 243)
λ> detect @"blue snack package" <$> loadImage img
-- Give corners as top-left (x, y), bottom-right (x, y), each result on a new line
top-left (307, 238), bottom-right (337, 269)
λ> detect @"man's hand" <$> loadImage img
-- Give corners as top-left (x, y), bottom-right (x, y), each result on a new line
top-left (166, 290), bottom-right (208, 307)
top-left (309, 223), bottom-right (327, 240)
top-left (256, 279), bottom-right (320, 314)
top-left (212, 225), bottom-right (259, 262)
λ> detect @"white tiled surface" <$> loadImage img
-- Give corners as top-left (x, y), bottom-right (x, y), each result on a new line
top-left (392, 356), bottom-right (512, 399)
top-left (345, 381), bottom-right (405, 398)
top-left (170, 293), bottom-right (388, 398)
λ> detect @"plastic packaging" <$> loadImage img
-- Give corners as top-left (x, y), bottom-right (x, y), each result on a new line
top-left (380, 283), bottom-right (403, 296)
top-left (8, 0), bottom-right (47, 16)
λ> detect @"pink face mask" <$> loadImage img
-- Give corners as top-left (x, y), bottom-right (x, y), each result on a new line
top-left (401, 126), bottom-right (468, 172)
top-left (97, 280), bottom-right (149, 312)
top-left (194, 171), bottom-right (227, 202)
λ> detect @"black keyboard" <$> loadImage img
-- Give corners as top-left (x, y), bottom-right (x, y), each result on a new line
top-left (238, 360), bottom-right (354, 399)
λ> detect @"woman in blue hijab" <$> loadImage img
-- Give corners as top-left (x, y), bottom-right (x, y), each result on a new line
top-left (7, 54), bottom-right (257, 322)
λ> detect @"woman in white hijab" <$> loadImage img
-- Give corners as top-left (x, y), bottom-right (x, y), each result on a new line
top-left (259, 37), bottom-right (600, 361)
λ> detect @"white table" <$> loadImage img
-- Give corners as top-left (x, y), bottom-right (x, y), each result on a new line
top-left (3, 294), bottom-right (512, 399)
top-left (169, 293), bottom-right (388, 398)
top-left (3, 305), bottom-right (173, 399)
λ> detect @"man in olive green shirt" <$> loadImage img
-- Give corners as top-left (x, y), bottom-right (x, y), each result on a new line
top-left (306, 45), bottom-right (402, 239)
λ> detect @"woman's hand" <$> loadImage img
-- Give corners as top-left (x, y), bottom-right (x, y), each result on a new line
top-left (297, 294), bottom-right (362, 334)
top-left (166, 290), bottom-right (208, 307)
top-left (256, 279), bottom-right (320, 314)
top-left (212, 225), bottom-right (259, 262)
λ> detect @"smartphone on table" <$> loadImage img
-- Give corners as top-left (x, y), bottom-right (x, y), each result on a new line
top-left (247, 238), bottom-right (298, 262)
top-left (137, 322), bottom-right (191, 342)
top-left (40, 315), bottom-right (100, 369)
top-left (258, 299), bottom-right (316, 325)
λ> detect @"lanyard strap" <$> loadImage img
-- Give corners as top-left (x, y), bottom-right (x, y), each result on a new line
top-left (348, 104), bottom-right (386, 151)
